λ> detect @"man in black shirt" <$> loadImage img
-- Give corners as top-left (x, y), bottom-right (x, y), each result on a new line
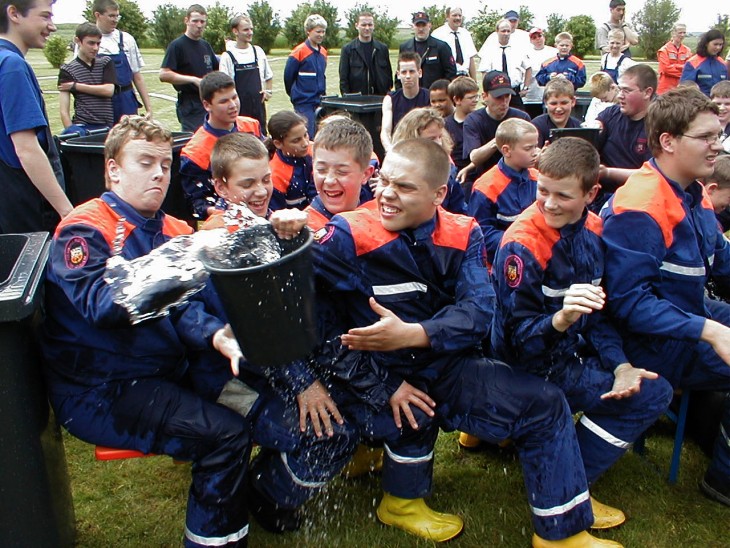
top-left (398, 12), bottom-right (456, 90)
top-left (339, 11), bottom-right (392, 96)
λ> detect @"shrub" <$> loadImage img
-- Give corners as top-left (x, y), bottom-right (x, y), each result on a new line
top-left (150, 4), bottom-right (186, 48)
top-left (565, 15), bottom-right (596, 58)
top-left (247, 0), bottom-right (282, 54)
top-left (202, 1), bottom-right (235, 53)
top-left (44, 35), bottom-right (70, 69)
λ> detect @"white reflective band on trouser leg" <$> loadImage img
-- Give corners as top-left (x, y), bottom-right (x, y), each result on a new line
top-left (184, 524), bottom-right (249, 546)
top-left (579, 415), bottom-right (630, 449)
top-left (280, 452), bottom-right (327, 488)
top-left (722, 424), bottom-right (729, 448)
top-left (383, 443), bottom-right (434, 464)
top-left (531, 489), bottom-right (591, 517)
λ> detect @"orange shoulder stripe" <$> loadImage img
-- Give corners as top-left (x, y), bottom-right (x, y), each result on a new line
top-left (472, 165), bottom-right (511, 203)
top-left (433, 208), bottom-right (477, 251)
top-left (180, 128), bottom-right (217, 170)
top-left (611, 162), bottom-right (686, 248)
top-left (270, 153), bottom-right (295, 194)
top-left (56, 199), bottom-right (135, 251)
top-left (568, 55), bottom-right (584, 68)
top-left (501, 203), bottom-right (558, 270)
top-left (340, 208), bottom-right (398, 256)
top-left (305, 205), bottom-right (329, 232)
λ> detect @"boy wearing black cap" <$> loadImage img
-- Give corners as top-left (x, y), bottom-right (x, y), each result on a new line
top-left (461, 70), bottom-right (530, 192)
top-left (398, 11), bottom-right (456, 89)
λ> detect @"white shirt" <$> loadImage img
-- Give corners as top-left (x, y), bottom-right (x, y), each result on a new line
top-left (600, 52), bottom-right (637, 80)
top-left (219, 44), bottom-right (274, 88)
top-left (431, 25), bottom-right (477, 75)
top-left (583, 97), bottom-right (615, 126)
top-left (97, 30), bottom-right (144, 73)
top-left (477, 41), bottom-right (531, 87)
top-left (480, 28), bottom-right (530, 51)
top-left (524, 45), bottom-right (557, 102)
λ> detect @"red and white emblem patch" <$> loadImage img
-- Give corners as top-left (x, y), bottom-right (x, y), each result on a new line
top-left (504, 254), bottom-right (523, 288)
top-left (64, 236), bottom-right (89, 269)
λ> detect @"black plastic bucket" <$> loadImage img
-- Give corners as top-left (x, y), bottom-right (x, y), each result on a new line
top-left (203, 228), bottom-right (318, 368)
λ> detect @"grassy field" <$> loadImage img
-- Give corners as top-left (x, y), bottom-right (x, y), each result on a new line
top-left (63, 417), bottom-right (729, 547)
top-left (31, 41), bottom-right (724, 548)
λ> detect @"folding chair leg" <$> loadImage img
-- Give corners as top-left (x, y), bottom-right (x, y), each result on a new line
top-left (667, 391), bottom-right (690, 484)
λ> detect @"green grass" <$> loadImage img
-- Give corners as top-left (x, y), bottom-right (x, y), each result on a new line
top-left (64, 416), bottom-right (729, 547)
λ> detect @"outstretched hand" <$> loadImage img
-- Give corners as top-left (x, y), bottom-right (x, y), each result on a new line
top-left (340, 297), bottom-right (429, 351)
top-left (601, 363), bottom-right (659, 400)
top-left (270, 208), bottom-right (308, 240)
top-left (212, 324), bottom-right (243, 376)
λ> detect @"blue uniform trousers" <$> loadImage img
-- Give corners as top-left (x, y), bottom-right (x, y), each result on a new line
top-left (550, 359), bottom-right (673, 484)
top-left (434, 354), bottom-right (594, 541)
top-left (623, 298), bottom-right (730, 491)
top-left (248, 388), bottom-right (360, 509)
top-left (49, 376), bottom-right (251, 548)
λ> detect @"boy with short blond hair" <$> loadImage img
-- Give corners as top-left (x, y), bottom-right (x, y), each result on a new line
top-left (445, 75), bottom-right (479, 171)
top-left (531, 78), bottom-right (582, 147)
top-left (467, 118), bottom-right (539, 264)
top-left (535, 32), bottom-right (587, 90)
top-left (308, 118), bottom-right (375, 230)
top-left (492, 136), bottom-right (672, 532)
top-left (584, 71), bottom-right (619, 125)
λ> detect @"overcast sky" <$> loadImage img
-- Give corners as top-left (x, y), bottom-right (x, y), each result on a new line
top-left (55, 0), bottom-right (724, 34)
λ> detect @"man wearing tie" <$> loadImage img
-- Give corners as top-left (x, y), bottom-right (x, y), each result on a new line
top-left (432, 6), bottom-right (477, 79)
top-left (477, 19), bottom-right (531, 111)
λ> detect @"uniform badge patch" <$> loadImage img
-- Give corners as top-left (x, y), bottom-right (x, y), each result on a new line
top-left (313, 225), bottom-right (335, 245)
top-left (65, 237), bottom-right (89, 269)
top-left (504, 255), bottom-right (523, 288)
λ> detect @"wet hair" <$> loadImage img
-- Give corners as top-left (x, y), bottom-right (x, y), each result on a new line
top-left (199, 72), bottom-right (235, 103)
top-left (429, 79), bottom-right (450, 94)
top-left (555, 32), bottom-right (573, 44)
top-left (646, 86), bottom-right (719, 156)
top-left (391, 108), bottom-right (453, 155)
top-left (589, 71), bottom-right (615, 97)
top-left (266, 110), bottom-right (307, 155)
top-left (448, 75), bottom-right (479, 101)
top-left (539, 136), bottom-right (600, 193)
top-left (1, 0), bottom-right (54, 33)
top-left (76, 22), bottom-right (102, 40)
top-left (313, 118), bottom-right (373, 169)
top-left (305, 14), bottom-right (327, 32)
top-left (104, 115), bottom-right (172, 188)
top-left (697, 29), bottom-right (725, 58)
top-left (621, 64), bottom-right (657, 96)
top-left (543, 78), bottom-right (575, 102)
top-left (705, 155), bottom-right (730, 190)
top-left (388, 138), bottom-right (451, 190)
top-left (186, 4), bottom-right (206, 18)
top-left (211, 132), bottom-right (268, 181)
top-left (92, 0), bottom-right (118, 16)
top-left (711, 80), bottom-right (730, 99)
top-left (495, 118), bottom-right (538, 149)
top-left (398, 51), bottom-right (422, 71)
top-left (229, 14), bottom-right (252, 30)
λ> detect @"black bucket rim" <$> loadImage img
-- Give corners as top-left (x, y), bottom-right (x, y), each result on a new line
top-left (201, 227), bottom-right (313, 275)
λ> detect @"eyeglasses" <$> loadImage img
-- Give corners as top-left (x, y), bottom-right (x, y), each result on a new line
top-left (617, 86), bottom-right (641, 95)
top-left (679, 132), bottom-right (725, 145)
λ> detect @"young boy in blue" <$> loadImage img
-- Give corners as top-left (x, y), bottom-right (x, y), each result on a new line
top-left (179, 72), bottom-right (262, 220)
top-left (491, 136), bottom-right (673, 532)
top-left (468, 118), bottom-right (539, 265)
top-left (536, 32), bottom-right (587, 90)
top-left (313, 138), bottom-right (621, 547)
top-left (531, 78), bottom-right (582, 148)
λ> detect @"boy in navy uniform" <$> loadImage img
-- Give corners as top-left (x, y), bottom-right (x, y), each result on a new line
top-left (491, 136), bottom-right (672, 529)
top-left (531, 78), bottom-right (582, 148)
top-left (313, 138), bottom-right (620, 547)
top-left (179, 72), bottom-right (262, 220)
top-left (468, 118), bottom-right (539, 265)
top-left (602, 86), bottom-right (730, 507)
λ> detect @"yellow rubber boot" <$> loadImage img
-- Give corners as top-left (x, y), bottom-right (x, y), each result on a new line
top-left (341, 444), bottom-right (384, 479)
top-left (376, 492), bottom-right (463, 542)
top-left (457, 432), bottom-right (481, 449)
top-left (590, 497), bottom-right (626, 529)
top-left (532, 530), bottom-right (623, 547)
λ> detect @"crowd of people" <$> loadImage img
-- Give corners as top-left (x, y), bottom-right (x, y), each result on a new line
top-left (2, 0), bottom-right (730, 547)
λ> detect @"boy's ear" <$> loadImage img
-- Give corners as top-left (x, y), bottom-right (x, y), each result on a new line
top-left (360, 164), bottom-right (375, 184)
top-left (704, 181), bottom-right (719, 194)
top-left (433, 184), bottom-right (448, 206)
top-left (585, 183), bottom-right (600, 204)
top-left (202, 99), bottom-right (212, 114)
top-left (213, 177), bottom-right (229, 200)
top-left (500, 143), bottom-right (512, 157)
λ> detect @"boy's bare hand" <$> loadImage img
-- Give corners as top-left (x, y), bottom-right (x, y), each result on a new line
top-left (270, 208), bottom-right (308, 240)
top-left (389, 381), bottom-right (436, 430)
top-left (212, 324), bottom-right (243, 376)
top-left (296, 380), bottom-right (343, 437)
top-left (341, 298), bottom-right (430, 351)
top-left (552, 284), bottom-right (606, 332)
top-left (601, 363), bottom-right (659, 400)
